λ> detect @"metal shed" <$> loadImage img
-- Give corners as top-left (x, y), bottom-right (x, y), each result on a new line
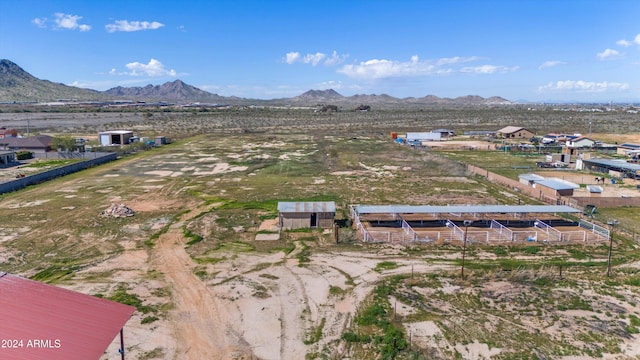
top-left (0, 272), bottom-right (136, 360)
top-left (99, 130), bottom-right (134, 146)
top-left (278, 201), bottom-right (336, 230)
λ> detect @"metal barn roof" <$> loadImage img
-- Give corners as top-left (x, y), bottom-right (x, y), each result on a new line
top-left (519, 173), bottom-right (545, 181)
top-left (583, 158), bottom-right (640, 172)
top-left (0, 272), bottom-right (136, 360)
top-left (278, 201), bottom-right (336, 213)
top-left (353, 204), bottom-right (580, 214)
top-left (536, 178), bottom-right (580, 190)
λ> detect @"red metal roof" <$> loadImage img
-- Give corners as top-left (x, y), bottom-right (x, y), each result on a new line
top-left (0, 272), bottom-right (136, 360)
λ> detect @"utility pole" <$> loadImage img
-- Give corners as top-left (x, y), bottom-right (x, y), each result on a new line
top-left (461, 220), bottom-right (473, 278)
top-left (607, 220), bottom-right (619, 277)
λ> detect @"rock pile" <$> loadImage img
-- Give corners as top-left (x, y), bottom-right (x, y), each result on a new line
top-left (100, 203), bottom-right (135, 218)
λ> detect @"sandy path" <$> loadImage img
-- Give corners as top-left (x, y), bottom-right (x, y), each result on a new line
top-left (153, 218), bottom-right (256, 359)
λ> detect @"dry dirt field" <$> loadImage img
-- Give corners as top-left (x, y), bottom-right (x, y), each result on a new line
top-left (2, 109), bottom-right (640, 360)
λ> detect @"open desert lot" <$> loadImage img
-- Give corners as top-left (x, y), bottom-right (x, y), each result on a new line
top-left (2, 108), bottom-right (640, 359)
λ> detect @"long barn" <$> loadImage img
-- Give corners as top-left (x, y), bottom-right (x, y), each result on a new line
top-left (350, 204), bottom-right (608, 245)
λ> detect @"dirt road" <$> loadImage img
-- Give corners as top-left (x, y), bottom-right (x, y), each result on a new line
top-left (153, 214), bottom-right (257, 360)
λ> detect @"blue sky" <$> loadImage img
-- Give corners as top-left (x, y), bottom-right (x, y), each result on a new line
top-left (1, 0), bottom-right (639, 102)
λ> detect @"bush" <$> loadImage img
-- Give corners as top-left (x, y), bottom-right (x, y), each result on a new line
top-left (16, 151), bottom-right (33, 160)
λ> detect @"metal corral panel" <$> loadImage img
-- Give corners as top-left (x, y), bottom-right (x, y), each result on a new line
top-left (278, 201), bottom-right (336, 213)
top-left (353, 204), bottom-right (581, 214)
top-left (0, 272), bottom-right (136, 360)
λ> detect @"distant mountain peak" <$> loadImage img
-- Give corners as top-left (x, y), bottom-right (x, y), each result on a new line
top-left (104, 79), bottom-right (225, 101)
top-left (295, 89), bottom-right (344, 100)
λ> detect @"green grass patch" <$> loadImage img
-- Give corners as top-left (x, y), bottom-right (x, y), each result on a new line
top-left (374, 261), bottom-right (399, 273)
top-left (108, 284), bottom-right (156, 314)
top-left (31, 263), bottom-right (80, 283)
top-left (304, 318), bottom-right (326, 345)
top-left (184, 227), bottom-right (204, 246)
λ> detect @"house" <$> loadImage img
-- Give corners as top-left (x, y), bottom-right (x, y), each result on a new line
top-left (0, 135), bottom-right (53, 153)
top-left (565, 136), bottom-right (595, 148)
top-left (0, 127), bottom-right (18, 139)
top-left (496, 126), bottom-right (534, 140)
top-left (564, 136), bottom-right (596, 157)
top-left (99, 130), bottom-right (134, 146)
top-left (278, 201), bottom-right (336, 230)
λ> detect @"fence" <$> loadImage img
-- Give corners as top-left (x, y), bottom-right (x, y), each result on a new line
top-left (490, 220), bottom-right (514, 241)
top-left (0, 152), bottom-right (117, 194)
top-left (401, 218), bottom-right (418, 242)
top-left (570, 197), bottom-right (640, 209)
top-left (466, 164), bottom-right (559, 204)
top-left (534, 219), bottom-right (562, 242)
top-left (579, 219), bottom-right (609, 240)
top-left (445, 220), bottom-right (465, 241)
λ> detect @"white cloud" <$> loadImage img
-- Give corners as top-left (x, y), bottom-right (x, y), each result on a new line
top-left (177, 25), bottom-right (186, 32)
top-left (111, 59), bottom-right (177, 77)
top-left (105, 20), bottom-right (165, 33)
top-left (338, 56), bottom-right (436, 79)
top-left (435, 56), bottom-right (481, 66)
top-left (53, 13), bottom-right (91, 31)
top-left (538, 60), bottom-right (566, 69)
top-left (303, 52), bottom-right (326, 66)
top-left (337, 55), bottom-right (515, 79)
top-left (285, 50), bottom-right (348, 66)
top-left (32, 17), bottom-right (47, 28)
top-left (285, 52), bottom-right (301, 64)
top-left (616, 34), bottom-right (640, 47)
top-left (539, 80), bottom-right (630, 93)
top-left (460, 65), bottom-right (518, 74)
top-left (617, 39), bottom-right (632, 47)
top-left (323, 51), bottom-right (348, 66)
top-left (597, 48), bottom-right (622, 60)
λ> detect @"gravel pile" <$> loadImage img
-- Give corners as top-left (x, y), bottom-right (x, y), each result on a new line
top-left (100, 203), bottom-right (135, 218)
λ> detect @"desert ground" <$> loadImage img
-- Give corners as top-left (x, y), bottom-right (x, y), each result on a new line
top-left (2, 108), bottom-right (640, 359)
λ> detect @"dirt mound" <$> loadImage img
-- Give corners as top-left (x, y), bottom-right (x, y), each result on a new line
top-left (100, 203), bottom-right (135, 218)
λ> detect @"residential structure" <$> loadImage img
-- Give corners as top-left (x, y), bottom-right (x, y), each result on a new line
top-left (0, 127), bottom-right (18, 139)
top-left (0, 135), bottom-right (53, 153)
top-left (496, 126), bottom-right (534, 140)
top-left (565, 136), bottom-right (595, 149)
top-left (563, 136), bottom-right (596, 157)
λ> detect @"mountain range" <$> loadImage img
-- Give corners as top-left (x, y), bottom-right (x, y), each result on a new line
top-left (0, 59), bottom-right (512, 107)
